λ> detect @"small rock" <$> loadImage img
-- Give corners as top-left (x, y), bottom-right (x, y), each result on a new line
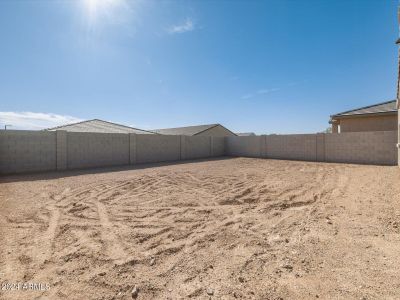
top-left (98, 272), bottom-right (106, 276)
top-left (206, 288), bottom-right (214, 296)
top-left (281, 263), bottom-right (293, 271)
top-left (131, 285), bottom-right (139, 299)
top-left (326, 220), bottom-right (332, 225)
top-left (238, 277), bottom-right (245, 283)
top-left (150, 258), bottom-right (156, 266)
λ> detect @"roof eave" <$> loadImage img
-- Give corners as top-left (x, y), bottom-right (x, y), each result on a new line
top-left (330, 100), bottom-right (396, 118)
top-left (330, 110), bottom-right (397, 120)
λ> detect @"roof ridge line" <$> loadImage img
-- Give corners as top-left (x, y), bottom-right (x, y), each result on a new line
top-left (46, 119), bottom-right (95, 131)
top-left (95, 119), bottom-right (155, 134)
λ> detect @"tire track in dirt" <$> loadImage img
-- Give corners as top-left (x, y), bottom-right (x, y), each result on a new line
top-left (95, 200), bottom-right (127, 263)
top-left (39, 205), bottom-right (61, 264)
top-left (54, 183), bottom-right (130, 263)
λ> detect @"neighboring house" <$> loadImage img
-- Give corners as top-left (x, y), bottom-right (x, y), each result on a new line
top-left (47, 119), bottom-right (154, 134)
top-left (152, 124), bottom-right (236, 136)
top-left (329, 100), bottom-right (397, 133)
top-left (236, 132), bottom-right (256, 136)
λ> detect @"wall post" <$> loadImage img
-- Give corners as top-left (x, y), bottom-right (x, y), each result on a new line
top-left (180, 135), bottom-right (186, 160)
top-left (316, 133), bottom-right (325, 162)
top-left (56, 130), bottom-right (67, 171)
top-left (210, 136), bottom-right (214, 157)
top-left (261, 135), bottom-right (267, 158)
top-left (129, 133), bottom-right (137, 164)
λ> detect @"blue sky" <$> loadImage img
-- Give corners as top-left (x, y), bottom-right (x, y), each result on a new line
top-left (0, 0), bottom-right (398, 134)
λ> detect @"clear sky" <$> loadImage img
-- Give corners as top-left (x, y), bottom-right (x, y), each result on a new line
top-left (0, 0), bottom-right (398, 134)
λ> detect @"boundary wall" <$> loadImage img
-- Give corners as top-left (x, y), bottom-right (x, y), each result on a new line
top-left (0, 130), bottom-right (397, 174)
top-left (0, 131), bottom-right (224, 174)
top-left (225, 131), bottom-right (397, 166)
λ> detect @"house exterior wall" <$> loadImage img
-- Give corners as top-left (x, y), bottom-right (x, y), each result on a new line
top-left (197, 125), bottom-right (236, 137)
top-left (336, 114), bottom-right (397, 133)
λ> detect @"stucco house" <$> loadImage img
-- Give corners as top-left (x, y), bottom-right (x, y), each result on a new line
top-left (329, 100), bottom-right (397, 133)
top-left (152, 124), bottom-right (236, 137)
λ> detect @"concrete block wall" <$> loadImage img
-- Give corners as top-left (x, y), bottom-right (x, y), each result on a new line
top-left (225, 136), bottom-right (263, 157)
top-left (0, 131), bottom-right (227, 174)
top-left (267, 134), bottom-right (317, 161)
top-left (325, 131), bottom-right (397, 165)
top-left (1, 130), bottom-right (397, 175)
top-left (0, 130), bottom-right (57, 174)
top-left (211, 137), bottom-right (225, 157)
top-left (316, 133), bottom-right (325, 162)
top-left (226, 131), bottom-right (397, 165)
top-left (184, 136), bottom-right (211, 160)
top-left (56, 131), bottom-right (67, 170)
top-left (136, 135), bottom-right (181, 164)
top-left (67, 132), bottom-right (130, 169)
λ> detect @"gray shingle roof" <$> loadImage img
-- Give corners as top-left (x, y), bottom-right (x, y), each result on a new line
top-left (152, 124), bottom-right (219, 136)
top-left (46, 119), bottom-right (154, 134)
top-left (331, 100), bottom-right (397, 118)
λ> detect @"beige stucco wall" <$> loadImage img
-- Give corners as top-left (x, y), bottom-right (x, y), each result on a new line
top-left (197, 125), bottom-right (236, 137)
top-left (336, 114), bottom-right (397, 132)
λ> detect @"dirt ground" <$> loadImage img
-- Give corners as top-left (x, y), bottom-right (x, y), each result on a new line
top-left (1, 158), bottom-right (400, 300)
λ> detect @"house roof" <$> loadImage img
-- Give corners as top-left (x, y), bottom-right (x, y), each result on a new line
top-left (331, 100), bottom-right (397, 119)
top-left (46, 119), bottom-right (154, 134)
top-left (152, 124), bottom-right (236, 136)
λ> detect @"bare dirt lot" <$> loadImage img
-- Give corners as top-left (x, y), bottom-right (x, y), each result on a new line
top-left (1, 158), bottom-right (400, 300)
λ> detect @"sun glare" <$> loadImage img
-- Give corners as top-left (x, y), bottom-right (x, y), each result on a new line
top-left (82, 0), bottom-right (121, 25)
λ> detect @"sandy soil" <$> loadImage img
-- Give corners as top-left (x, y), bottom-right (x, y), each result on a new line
top-left (1, 157), bottom-right (400, 300)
